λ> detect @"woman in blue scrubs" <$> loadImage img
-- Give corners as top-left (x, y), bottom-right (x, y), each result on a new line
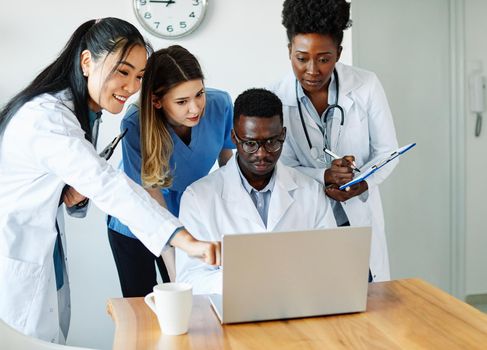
top-left (107, 45), bottom-right (234, 297)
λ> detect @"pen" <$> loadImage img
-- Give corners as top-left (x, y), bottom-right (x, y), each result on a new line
top-left (324, 149), bottom-right (361, 172)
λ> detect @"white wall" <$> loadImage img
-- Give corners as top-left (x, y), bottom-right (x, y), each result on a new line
top-left (0, 1), bottom-right (352, 349)
top-left (353, 0), bottom-right (454, 292)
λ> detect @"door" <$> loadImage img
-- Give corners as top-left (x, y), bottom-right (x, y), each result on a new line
top-left (465, 0), bottom-right (487, 296)
top-left (352, 0), bottom-right (453, 292)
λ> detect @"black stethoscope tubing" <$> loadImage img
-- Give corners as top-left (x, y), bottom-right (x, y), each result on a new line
top-left (295, 68), bottom-right (344, 150)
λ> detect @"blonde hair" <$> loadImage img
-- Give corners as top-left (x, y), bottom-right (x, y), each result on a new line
top-left (139, 45), bottom-right (204, 188)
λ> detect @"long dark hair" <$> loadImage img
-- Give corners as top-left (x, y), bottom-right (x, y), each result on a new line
top-left (140, 45), bottom-right (204, 188)
top-left (0, 17), bottom-right (151, 141)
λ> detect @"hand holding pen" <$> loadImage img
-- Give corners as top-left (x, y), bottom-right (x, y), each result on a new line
top-left (324, 149), bottom-right (361, 173)
top-left (324, 159), bottom-right (354, 188)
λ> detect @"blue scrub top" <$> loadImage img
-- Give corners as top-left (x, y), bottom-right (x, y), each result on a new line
top-left (108, 88), bottom-right (235, 238)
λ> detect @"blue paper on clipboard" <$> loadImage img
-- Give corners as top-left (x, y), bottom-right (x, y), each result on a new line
top-left (339, 143), bottom-right (416, 191)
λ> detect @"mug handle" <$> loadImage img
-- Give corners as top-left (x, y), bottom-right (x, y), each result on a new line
top-left (144, 292), bottom-right (157, 314)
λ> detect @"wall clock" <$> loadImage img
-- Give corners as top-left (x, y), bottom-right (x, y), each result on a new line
top-left (133, 0), bottom-right (208, 39)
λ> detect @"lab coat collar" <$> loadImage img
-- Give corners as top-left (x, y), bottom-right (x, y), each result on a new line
top-left (277, 62), bottom-right (365, 115)
top-left (334, 62), bottom-right (365, 114)
top-left (222, 155), bottom-right (298, 231)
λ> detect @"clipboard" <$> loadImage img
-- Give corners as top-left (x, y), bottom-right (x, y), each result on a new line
top-left (338, 143), bottom-right (416, 191)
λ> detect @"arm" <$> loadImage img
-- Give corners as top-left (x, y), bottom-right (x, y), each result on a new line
top-left (176, 187), bottom-right (223, 294)
top-left (64, 110), bottom-right (139, 217)
top-left (357, 73), bottom-right (399, 190)
top-left (30, 107), bottom-right (214, 261)
top-left (146, 186), bottom-right (167, 207)
top-left (145, 186), bottom-right (221, 265)
top-left (325, 74), bottom-right (398, 202)
top-left (63, 186), bottom-right (89, 218)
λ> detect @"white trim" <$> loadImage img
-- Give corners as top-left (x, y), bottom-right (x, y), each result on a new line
top-left (449, 0), bottom-right (466, 299)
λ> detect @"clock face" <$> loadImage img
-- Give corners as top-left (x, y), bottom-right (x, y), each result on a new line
top-left (133, 0), bottom-right (208, 39)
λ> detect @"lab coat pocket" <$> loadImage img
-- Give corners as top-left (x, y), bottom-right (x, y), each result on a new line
top-left (0, 255), bottom-right (43, 330)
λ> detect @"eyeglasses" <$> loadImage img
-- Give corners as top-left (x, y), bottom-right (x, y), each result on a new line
top-left (233, 131), bottom-right (285, 154)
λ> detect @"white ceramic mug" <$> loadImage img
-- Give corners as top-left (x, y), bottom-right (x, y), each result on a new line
top-left (144, 283), bottom-right (193, 335)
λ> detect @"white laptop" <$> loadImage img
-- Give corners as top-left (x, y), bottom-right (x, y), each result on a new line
top-left (209, 226), bottom-right (372, 324)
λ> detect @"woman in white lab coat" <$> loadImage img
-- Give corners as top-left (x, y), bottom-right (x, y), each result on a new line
top-left (271, 0), bottom-right (398, 281)
top-left (0, 18), bottom-right (220, 343)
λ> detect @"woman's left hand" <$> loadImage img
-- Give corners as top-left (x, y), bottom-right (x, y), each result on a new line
top-left (324, 181), bottom-right (368, 202)
top-left (63, 186), bottom-right (87, 207)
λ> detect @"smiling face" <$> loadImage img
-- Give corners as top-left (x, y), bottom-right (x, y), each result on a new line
top-left (289, 33), bottom-right (342, 95)
top-left (155, 79), bottom-right (206, 128)
top-left (82, 44), bottom-right (147, 113)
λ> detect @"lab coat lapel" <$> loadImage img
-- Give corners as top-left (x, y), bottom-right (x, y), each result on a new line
top-left (221, 157), bottom-right (267, 230)
top-left (266, 163), bottom-right (297, 231)
top-left (335, 62), bottom-right (365, 116)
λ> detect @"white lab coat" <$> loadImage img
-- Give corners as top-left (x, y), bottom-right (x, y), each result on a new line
top-left (0, 90), bottom-right (181, 342)
top-left (175, 156), bottom-right (337, 295)
top-left (271, 62), bottom-right (398, 281)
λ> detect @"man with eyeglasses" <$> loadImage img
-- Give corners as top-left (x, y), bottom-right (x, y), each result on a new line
top-left (175, 88), bottom-right (337, 295)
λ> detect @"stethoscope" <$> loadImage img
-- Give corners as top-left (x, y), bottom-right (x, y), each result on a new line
top-left (296, 68), bottom-right (344, 165)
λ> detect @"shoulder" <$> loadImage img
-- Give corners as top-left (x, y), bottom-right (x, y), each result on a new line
top-left (183, 159), bottom-right (237, 201)
top-left (269, 71), bottom-right (296, 106)
top-left (205, 88), bottom-right (232, 106)
top-left (336, 63), bottom-right (381, 91)
top-left (337, 62), bottom-right (376, 78)
top-left (202, 88), bottom-right (233, 127)
top-left (15, 90), bottom-right (83, 137)
top-left (185, 166), bottom-right (226, 196)
top-left (121, 103), bottom-right (140, 129)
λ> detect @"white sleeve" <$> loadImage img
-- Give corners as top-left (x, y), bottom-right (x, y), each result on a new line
top-left (176, 187), bottom-right (222, 295)
top-left (359, 74), bottom-right (399, 190)
top-left (30, 109), bottom-right (181, 256)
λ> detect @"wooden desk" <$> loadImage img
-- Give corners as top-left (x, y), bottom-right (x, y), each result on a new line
top-left (107, 278), bottom-right (487, 349)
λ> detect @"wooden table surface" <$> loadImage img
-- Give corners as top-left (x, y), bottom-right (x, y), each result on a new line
top-left (106, 278), bottom-right (487, 349)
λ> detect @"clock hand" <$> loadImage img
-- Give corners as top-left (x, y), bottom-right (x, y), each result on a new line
top-left (149, 0), bottom-right (176, 6)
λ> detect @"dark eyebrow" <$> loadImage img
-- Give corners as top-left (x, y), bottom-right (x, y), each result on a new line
top-left (174, 88), bottom-right (205, 101)
top-left (118, 61), bottom-right (145, 72)
top-left (240, 133), bottom-right (284, 142)
top-left (295, 50), bottom-right (333, 55)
